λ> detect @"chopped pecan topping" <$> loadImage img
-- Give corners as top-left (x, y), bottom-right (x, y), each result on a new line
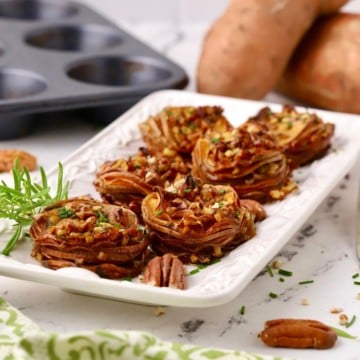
top-left (142, 177), bottom-right (256, 264)
top-left (246, 105), bottom-right (335, 169)
top-left (258, 318), bottom-right (337, 349)
top-left (139, 105), bottom-right (232, 156)
top-left (94, 147), bottom-right (190, 214)
top-left (191, 126), bottom-right (296, 203)
top-left (30, 197), bottom-right (149, 279)
top-left (143, 253), bottom-right (186, 290)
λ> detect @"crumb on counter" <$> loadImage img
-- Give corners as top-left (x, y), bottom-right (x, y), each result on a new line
top-left (154, 306), bottom-right (166, 316)
top-left (301, 298), bottom-right (310, 306)
top-left (339, 313), bottom-right (348, 325)
top-left (330, 307), bottom-right (343, 314)
top-left (271, 259), bottom-right (282, 269)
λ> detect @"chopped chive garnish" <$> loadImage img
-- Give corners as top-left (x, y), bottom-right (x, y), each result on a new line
top-left (189, 121), bottom-right (196, 131)
top-left (197, 264), bottom-right (208, 269)
top-left (59, 208), bottom-right (75, 219)
top-left (210, 258), bottom-right (221, 265)
top-left (269, 292), bottom-right (278, 299)
top-left (188, 259), bottom-right (221, 276)
top-left (155, 209), bottom-right (163, 216)
top-left (189, 269), bottom-right (200, 275)
top-left (298, 280), bottom-right (314, 285)
top-left (279, 277), bottom-right (285, 282)
top-left (331, 327), bottom-right (357, 339)
top-left (354, 281), bottom-right (360, 285)
top-left (345, 315), bottom-right (356, 328)
top-left (278, 269), bottom-right (293, 277)
top-left (96, 210), bottom-right (109, 224)
top-left (266, 265), bottom-right (274, 277)
top-left (352, 273), bottom-right (359, 279)
top-left (239, 305), bottom-right (245, 315)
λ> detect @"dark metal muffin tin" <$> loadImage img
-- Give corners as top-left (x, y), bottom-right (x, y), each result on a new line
top-left (0, 0), bottom-right (189, 139)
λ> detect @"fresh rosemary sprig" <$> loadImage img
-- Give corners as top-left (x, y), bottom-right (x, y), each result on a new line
top-left (0, 160), bottom-right (69, 255)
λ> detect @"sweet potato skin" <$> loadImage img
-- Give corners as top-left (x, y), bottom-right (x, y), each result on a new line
top-left (196, 0), bottom-right (348, 100)
top-left (277, 13), bottom-right (360, 114)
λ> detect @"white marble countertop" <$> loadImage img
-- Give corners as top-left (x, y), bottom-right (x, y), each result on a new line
top-left (1, 1), bottom-right (360, 359)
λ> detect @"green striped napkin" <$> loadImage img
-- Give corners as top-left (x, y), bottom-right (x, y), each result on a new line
top-left (0, 297), bottom-right (287, 360)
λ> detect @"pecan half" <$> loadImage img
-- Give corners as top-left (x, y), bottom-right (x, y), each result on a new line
top-left (143, 253), bottom-right (186, 290)
top-left (239, 199), bottom-right (266, 222)
top-left (0, 149), bottom-right (37, 172)
top-left (258, 318), bottom-right (337, 349)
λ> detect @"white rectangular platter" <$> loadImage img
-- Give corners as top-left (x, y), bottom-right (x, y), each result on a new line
top-left (0, 90), bottom-right (359, 308)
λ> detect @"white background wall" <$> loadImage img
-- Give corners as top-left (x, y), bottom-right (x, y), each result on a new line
top-left (77, 0), bottom-right (228, 24)
top-left (78, 0), bottom-right (360, 25)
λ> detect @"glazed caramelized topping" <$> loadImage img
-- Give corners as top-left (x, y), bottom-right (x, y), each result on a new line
top-left (141, 175), bottom-right (257, 263)
top-left (192, 127), bottom-right (296, 202)
top-left (139, 105), bottom-right (232, 155)
top-left (94, 147), bottom-right (190, 214)
top-left (30, 197), bottom-right (149, 279)
top-left (96, 147), bottom-right (189, 191)
top-left (246, 105), bottom-right (335, 168)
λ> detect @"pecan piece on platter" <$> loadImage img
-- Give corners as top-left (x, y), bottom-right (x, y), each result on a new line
top-left (239, 199), bottom-right (266, 222)
top-left (30, 197), bottom-right (149, 279)
top-left (258, 318), bottom-right (337, 349)
top-left (143, 253), bottom-right (186, 290)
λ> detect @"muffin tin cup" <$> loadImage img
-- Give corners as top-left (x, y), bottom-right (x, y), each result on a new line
top-left (0, 0), bottom-right (79, 21)
top-left (0, 0), bottom-right (188, 139)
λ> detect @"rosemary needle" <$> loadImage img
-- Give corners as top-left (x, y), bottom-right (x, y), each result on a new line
top-left (0, 160), bottom-right (69, 255)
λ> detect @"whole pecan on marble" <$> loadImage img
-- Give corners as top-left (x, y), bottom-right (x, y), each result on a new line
top-left (143, 253), bottom-right (186, 290)
top-left (258, 318), bottom-right (337, 349)
top-left (0, 149), bottom-right (37, 172)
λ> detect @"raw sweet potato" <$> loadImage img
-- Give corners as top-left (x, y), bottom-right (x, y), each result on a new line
top-left (196, 0), bottom-right (348, 100)
top-left (276, 12), bottom-right (360, 114)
